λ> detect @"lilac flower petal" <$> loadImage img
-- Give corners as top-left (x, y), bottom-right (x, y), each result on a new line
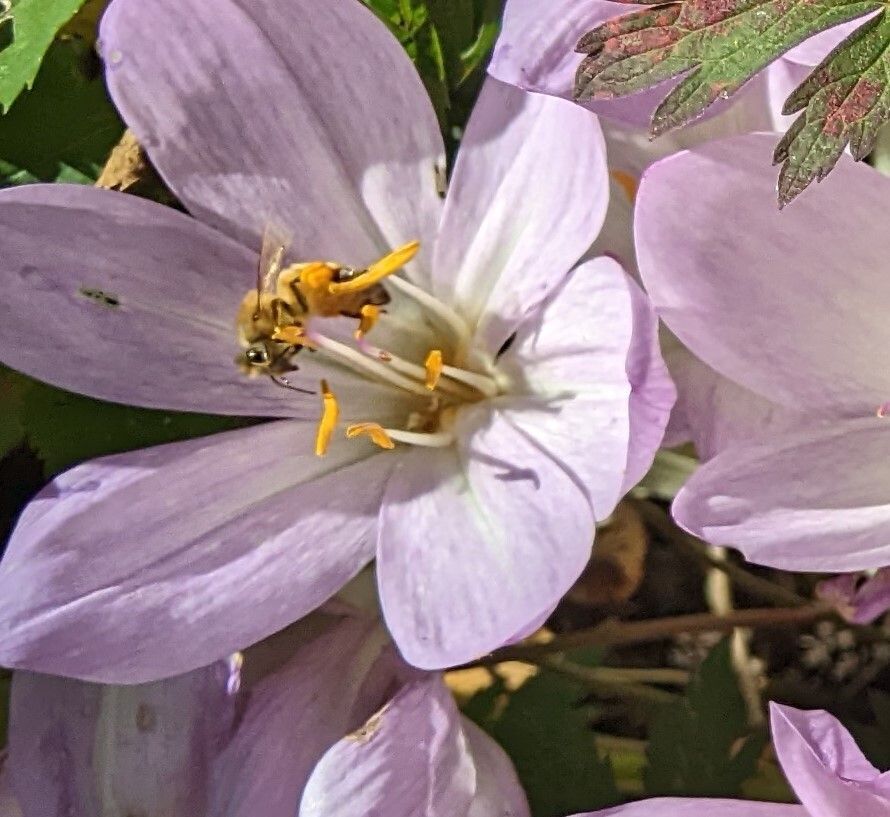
top-left (0, 183), bottom-right (311, 417)
top-left (0, 422), bottom-right (392, 682)
top-left (462, 718), bottom-right (530, 817)
top-left (570, 801), bottom-right (806, 816)
top-left (434, 78), bottom-right (608, 356)
top-left (637, 133), bottom-right (890, 415)
top-left (673, 417), bottom-right (890, 571)
top-left (818, 569), bottom-right (890, 624)
top-left (665, 344), bottom-right (811, 461)
top-left (211, 613), bottom-right (399, 817)
top-left (770, 703), bottom-right (890, 816)
top-left (100, 0), bottom-right (444, 278)
top-left (500, 257), bottom-right (670, 522)
top-left (488, 0), bottom-right (674, 126)
top-left (299, 676), bottom-right (476, 817)
top-left (378, 406), bottom-right (594, 669)
top-left (784, 20), bottom-right (869, 67)
top-left (9, 664), bottom-right (233, 817)
top-left (0, 766), bottom-right (21, 817)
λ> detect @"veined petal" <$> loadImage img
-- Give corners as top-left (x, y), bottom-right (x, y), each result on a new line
top-left (100, 0), bottom-right (444, 280)
top-left (434, 78), bottom-right (608, 357)
top-left (463, 718), bottom-right (530, 817)
top-left (770, 703), bottom-right (890, 817)
top-left (0, 764), bottom-right (20, 817)
top-left (8, 664), bottom-right (233, 817)
top-left (0, 183), bottom-right (302, 417)
top-left (569, 800), bottom-right (806, 816)
top-left (487, 0), bottom-right (673, 126)
top-left (637, 133), bottom-right (890, 415)
top-left (0, 421), bottom-right (392, 682)
top-left (665, 343), bottom-right (811, 461)
top-left (673, 418), bottom-right (890, 571)
top-left (211, 612), bottom-right (400, 817)
top-left (378, 406), bottom-right (594, 669)
top-left (499, 257), bottom-right (671, 522)
top-left (299, 676), bottom-right (476, 817)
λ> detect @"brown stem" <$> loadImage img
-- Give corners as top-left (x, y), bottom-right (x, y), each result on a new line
top-left (472, 605), bottom-right (831, 666)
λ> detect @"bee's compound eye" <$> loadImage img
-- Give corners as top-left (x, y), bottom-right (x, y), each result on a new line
top-left (246, 346), bottom-right (270, 365)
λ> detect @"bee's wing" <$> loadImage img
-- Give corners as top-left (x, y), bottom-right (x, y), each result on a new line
top-left (258, 223), bottom-right (292, 292)
top-left (364, 240), bottom-right (420, 280)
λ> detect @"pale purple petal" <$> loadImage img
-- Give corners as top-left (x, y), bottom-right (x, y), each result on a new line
top-left (784, 19), bottom-right (869, 67)
top-left (101, 0), bottom-right (444, 278)
top-left (434, 78), bottom-right (608, 356)
top-left (0, 422), bottom-right (392, 682)
top-left (673, 418), bottom-right (890, 571)
top-left (378, 406), bottom-right (594, 669)
top-left (664, 343), bottom-right (810, 461)
top-left (462, 718), bottom-right (530, 817)
top-left (211, 613), bottom-right (401, 817)
top-left (8, 664), bottom-right (233, 817)
top-left (299, 676), bottom-right (476, 817)
top-left (570, 800), bottom-right (806, 816)
top-left (818, 569), bottom-right (890, 624)
top-left (488, 0), bottom-right (675, 126)
top-left (499, 257), bottom-right (671, 522)
top-left (0, 183), bottom-right (307, 417)
top-left (0, 764), bottom-right (21, 817)
top-left (771, 703), bottom-right (890, 817)
top-left (637, 133), bottom-right (890, 415)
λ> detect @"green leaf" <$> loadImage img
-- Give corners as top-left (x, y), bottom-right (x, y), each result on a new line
top-left (0, 0), bottom-right (88, 112)
top-left (0, 37), bottom-right (124, 184)
top-left (774, 10), bottom-right (890, 205)
top-left (576, 1), bottom-right (878, 133)
top-left (464, 657), bottom-right (620, 817)
top-left (644, 638), bottom-right (766, 797)
top-left (0, 366), bottom-right (249, 478)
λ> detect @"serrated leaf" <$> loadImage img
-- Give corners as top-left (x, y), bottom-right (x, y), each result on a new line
top-left (0, 0), bottom-right (88, 111)
top-left (575, 0), bottom-right (879, 137)
top-left (464, 656), bottom-right (620, 817)
top-left (0, 37), bottom-right (123, 184)
top-left (774, 10), bottom-right (890, 205)
top-left (644, 639), bottom-right (766, 797)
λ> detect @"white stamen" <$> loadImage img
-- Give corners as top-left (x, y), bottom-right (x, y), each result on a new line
top-left (386, 275), bottom-right (473, 360)
top-left (385, 428), bottom-right (456, 447)
top-left (441, 363), bottom-right (499, 398)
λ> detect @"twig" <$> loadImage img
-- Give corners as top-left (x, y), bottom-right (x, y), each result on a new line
top-left (471, 605), bottom-right (831, 666)
top-left (632, 499), bottom-right (808, 608)
top-left (540, 655), bottom-right (679, 705)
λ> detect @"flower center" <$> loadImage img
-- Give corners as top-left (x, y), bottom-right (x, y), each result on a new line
top-left (236, 239), bottom-right (500, 456)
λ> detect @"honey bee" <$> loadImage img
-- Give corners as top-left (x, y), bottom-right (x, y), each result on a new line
top-left (237, 227), bottom-right (416, 387)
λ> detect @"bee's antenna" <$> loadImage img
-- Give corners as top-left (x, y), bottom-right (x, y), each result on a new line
top-left (270, 375), bottom-right (315, 395)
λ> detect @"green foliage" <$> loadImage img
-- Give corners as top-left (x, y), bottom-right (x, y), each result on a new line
top-left (575, 0), bottom-right (887, 204)
top-left (775, 10), bottom-right (890, 205)
top-left (0, 366), bottom-right (247, 478)
top-left (464, 654), bottom-right (620, 817)
top-left (0, 0), bottom-right (88, 112)
top-left (0, 36), bottom-right (123, 185)
top-left (644, 639), bottom-right (766, 797)
top-left (362, 0), bottom-right (502, 138)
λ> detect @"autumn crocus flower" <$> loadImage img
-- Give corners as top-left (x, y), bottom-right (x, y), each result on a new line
top-left (4, 604), bottom-right (530, 817)
top-left (571, 703), bottom-right (890, 816)
top-left (633, 133), bottom-right (890, 573)
top-left (0, 0), bottom-right (673, 681)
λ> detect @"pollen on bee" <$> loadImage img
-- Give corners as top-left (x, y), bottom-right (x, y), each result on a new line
top-left (315, 379), bottom-right (339, 457)
top-left (346, 422), bottom-right (396, 450)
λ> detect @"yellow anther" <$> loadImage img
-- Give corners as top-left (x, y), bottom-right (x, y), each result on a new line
top-left (315, 379), bottom-right (339, 457)
top-left (355, 304), bottom-right (381, 339)
top-left (346, 422), bottom-right (396, 450)
top-left (610, 169), bottom-right (639, 204)
top-left (328, 240), bottom-right (421, 295)
top-left (424, 349), bottom-right (443, 391)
